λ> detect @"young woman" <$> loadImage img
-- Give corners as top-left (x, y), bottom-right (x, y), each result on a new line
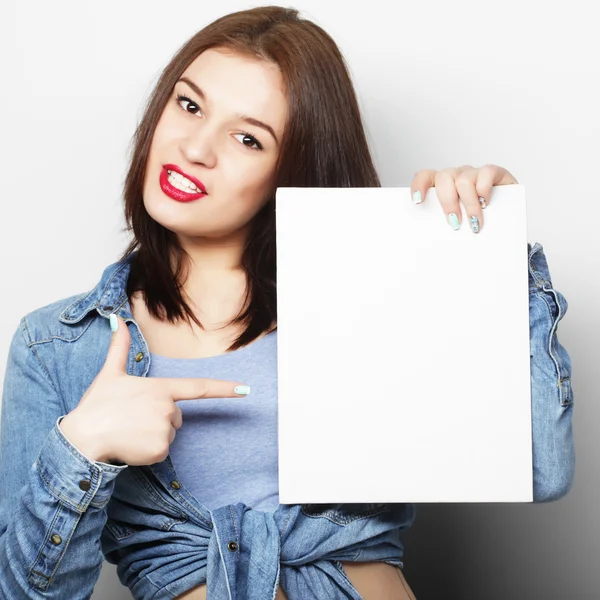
top-left (0, 6), bottom-right (575, 600)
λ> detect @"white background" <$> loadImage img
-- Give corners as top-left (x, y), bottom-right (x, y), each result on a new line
top-left (0, 0), bottom-right (597, 598)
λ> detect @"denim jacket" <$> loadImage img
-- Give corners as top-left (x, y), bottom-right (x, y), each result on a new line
top-left (0, 241), bottom-right (575, 600)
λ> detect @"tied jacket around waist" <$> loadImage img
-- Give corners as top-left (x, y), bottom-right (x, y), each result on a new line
top-left (0, 242), bottom-right (575, 599)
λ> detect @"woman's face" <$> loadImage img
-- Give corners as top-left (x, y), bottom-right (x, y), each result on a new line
top-left (143, 47), bottom-right (287, 241)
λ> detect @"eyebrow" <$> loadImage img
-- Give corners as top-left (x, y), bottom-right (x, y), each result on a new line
top-left (177, 77), bottom-right (279, 145)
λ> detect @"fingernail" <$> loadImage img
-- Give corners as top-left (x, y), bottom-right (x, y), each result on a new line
top-left (412, 190), bottom-right (422, 204)
top-left (448, 213), bottom-right (461, 230)
top-left (470, 216), bottom-right (480, 234)
top-left (234, 385), bottom-right (251, 396)
top-left (478, 196), bottom-right (487, 209)
top-left (109, 313), bottom-right (118, 332)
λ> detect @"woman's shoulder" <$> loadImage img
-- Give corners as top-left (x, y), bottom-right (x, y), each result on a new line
top-left (19, 290), bottom-right (94, 343)
top-left (19, 254), bottom-right (134, 345)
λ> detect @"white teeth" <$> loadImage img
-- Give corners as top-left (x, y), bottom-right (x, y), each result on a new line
top-left (166, 170), bottom-right (202, 193)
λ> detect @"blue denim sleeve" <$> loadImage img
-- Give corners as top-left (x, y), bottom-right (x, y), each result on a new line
top-left (528, 243), bottom-right (576, 502)
top-left (0, 317), bottom-right (127, 599)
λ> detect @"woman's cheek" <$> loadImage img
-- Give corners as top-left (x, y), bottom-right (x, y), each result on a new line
top-left (235, 163), bottom-right (271, 196)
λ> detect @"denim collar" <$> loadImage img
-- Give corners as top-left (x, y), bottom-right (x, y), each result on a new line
top-left (58, 252), bottom-right (136, 325)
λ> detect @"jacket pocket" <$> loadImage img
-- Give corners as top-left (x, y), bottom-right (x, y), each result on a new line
top-left (104, 518), bottom-right (137, 541)
top-left (300, 503), bottom-right (391, 525)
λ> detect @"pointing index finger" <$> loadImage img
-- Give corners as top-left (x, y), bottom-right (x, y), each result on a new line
top-left (159, 377), bottom-right (251, 400)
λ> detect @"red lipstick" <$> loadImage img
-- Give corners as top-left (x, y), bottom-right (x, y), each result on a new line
top-left (160, 164), bottom-right (207, 202)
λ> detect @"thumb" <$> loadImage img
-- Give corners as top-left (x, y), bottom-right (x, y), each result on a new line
top-left (102, 313), bottom-right (132, 376)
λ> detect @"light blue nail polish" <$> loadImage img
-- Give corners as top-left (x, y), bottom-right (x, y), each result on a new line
top-left (234, 385), bottom-right (251, 396)
top-left (412, 190), bottom-right (422, 204)
top-left (448, 213), bottom-right (460, 230)
top-left (470, 216), bottom-right (480, 233)
top-left (109, 313), bottom-right (118, 332)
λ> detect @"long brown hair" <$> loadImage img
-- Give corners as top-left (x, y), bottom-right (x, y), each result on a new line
top-left (120, 5), bottom-right (381, 351)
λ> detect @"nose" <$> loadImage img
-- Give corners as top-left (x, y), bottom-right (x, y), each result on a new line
top-left (179, 121), bottom-right (217, 169)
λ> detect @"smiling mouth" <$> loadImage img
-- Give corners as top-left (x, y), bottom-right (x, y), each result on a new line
top-left (163, 163), bottom-right (207, 193)
top-left (159, 167), bottom-right (207, 203)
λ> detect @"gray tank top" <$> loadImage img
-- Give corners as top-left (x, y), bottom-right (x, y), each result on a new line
top-left (147, 329), bottom-right (279, 513)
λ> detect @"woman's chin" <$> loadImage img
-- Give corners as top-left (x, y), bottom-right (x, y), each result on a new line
top-left (144, 197), bottom-right (187, 227)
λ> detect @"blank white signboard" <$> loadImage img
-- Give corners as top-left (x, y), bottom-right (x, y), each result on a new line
top-left (275, 185), bottom-right (532, 503)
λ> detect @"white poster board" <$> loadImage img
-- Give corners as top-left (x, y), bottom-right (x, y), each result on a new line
top-left (275, 185), bottom-right (532, 503)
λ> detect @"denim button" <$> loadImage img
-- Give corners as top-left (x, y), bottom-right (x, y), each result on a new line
top-left (79, 480), bottom-right (91, 491)
top-left (227, 541), bottom-right (238, 552)
top-left (170, 480), bottom-right (181, 489)
top-left (51, 534), bottom-right (62, 545)
top-left (135, 352), bottom-right (144, 362)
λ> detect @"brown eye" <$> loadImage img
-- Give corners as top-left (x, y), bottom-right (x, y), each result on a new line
top-left (176, 94), bottom-right (201, 116)
top-left (233, 132), bottom-right (263, 151)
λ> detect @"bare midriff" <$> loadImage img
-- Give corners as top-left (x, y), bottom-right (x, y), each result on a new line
top-left (174, 561), bottom-right (417, 599)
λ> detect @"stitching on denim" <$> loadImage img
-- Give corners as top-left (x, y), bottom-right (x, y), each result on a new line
top-left (133, 467), bottom-right (212, 528)
top-left (20, 318), bottom-right (58, 392)
top-left (37, 462), bottom-right (89, 513)
top-left (29, 502), bottom-right (80, 588)
top-left (28, 569), bottom-right (51, 589)
top-left (96, 263), bottom-right (132, 306)
top-left (105, 519), bottom-right (136, 540)
top-left (37, 434), bottom-right (116, 510)
top-left (526, 248), bottom-right (573, 408)
top-left (105, 495), bottom-right (189, 536)
top-left (271, 562), bottom-right (281, 600)
top-left (104, 500), bottom-right (189, 539)
top-left (528, 248), bottom-right (549, 290)
top-left (149, 457), bottom-right (213, 528)
top-left (113, 296), bottom-right (129, 313)
top-left (300, 504), bottom-right (390, 526)
top-left (104, 511), bottom-right (189, 540)
top-left (279, 507), bottom-right (295, 540)
top-left (228, 505), bottom-right (240, 542)
top-left (27, 317), bottom-right (95, 345)
top-left (139, 572), bottom-right (163, 594)
top-left (532, 287), bottom-right (572, 407)
top-left (541, 284), bottom-right (572, 406)
top-left (129, 467), bottom-right (189, 519)
top-left (21, 317), bottom-right (70, 420)
top-left (128, 317), bottom-right (149, 375)
top-left (60, 289), bottom-right (98, 320)
top-left (161, 488), bottom-right (213, 529)
top-left (558, 377), bottom-right (572, 408)
top-left (53, 423), bottom-right (123, 474)
top-left (160, 514), bottom-right (188, 531)
top-left (64, 261), bottom-right (130, 317)
top-left (97, 293), bottom-right (128, 317)
top-left (60, 258), bottom-right (132, 322)
top-left (28, 500), bottom-right (63, 585)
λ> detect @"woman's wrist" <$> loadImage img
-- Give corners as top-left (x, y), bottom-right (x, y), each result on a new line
top-left (59, 412), bottom-right (110, 463)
